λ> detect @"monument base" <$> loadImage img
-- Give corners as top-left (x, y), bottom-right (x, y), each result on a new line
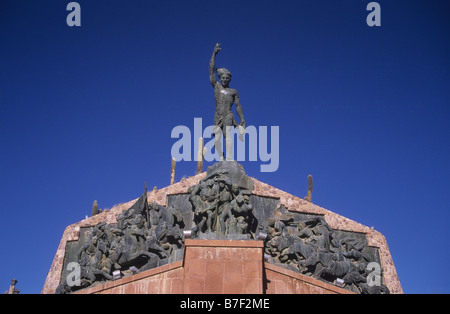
top-left (42, 162), bottom-right (402, 294)
top-left (72, 239), bottom-right (352, 294)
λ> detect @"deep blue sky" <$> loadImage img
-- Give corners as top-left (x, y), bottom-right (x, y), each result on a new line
top-left (1, 0), bottom-right (449, 294)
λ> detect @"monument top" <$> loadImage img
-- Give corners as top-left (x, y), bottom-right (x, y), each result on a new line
top-left (46, 161), bottom-right (401, 294)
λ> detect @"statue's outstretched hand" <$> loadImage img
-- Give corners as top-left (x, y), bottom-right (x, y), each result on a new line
top-left (214, 43), bottom-right (222, 54)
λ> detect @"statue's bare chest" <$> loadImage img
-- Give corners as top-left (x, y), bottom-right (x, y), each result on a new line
top-left (215, 86), bottom-right (235, 103)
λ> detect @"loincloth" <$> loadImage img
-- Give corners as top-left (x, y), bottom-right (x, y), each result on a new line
top-left (214, 111), bottom-right (237, 128)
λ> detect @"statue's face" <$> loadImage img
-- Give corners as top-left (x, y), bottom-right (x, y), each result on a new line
top-left (220, 74), bottom-right (231, 87)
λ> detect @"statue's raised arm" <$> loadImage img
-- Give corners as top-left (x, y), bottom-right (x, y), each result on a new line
top-left (209, 43), bottom-right (221, 87)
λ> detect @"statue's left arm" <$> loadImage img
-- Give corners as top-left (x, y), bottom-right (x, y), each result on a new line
top-left (235, 92), bottom-right (246, 128)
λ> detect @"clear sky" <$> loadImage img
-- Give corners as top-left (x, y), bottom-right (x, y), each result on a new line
top-left (0, 0), bottom-right (449, 294)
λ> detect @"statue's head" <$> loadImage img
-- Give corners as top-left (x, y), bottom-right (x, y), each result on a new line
top-left (216, 68), bottom-right (232, 87)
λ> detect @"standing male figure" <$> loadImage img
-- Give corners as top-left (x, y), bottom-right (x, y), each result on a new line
top-left (209, 43), bottom-right (246, 161)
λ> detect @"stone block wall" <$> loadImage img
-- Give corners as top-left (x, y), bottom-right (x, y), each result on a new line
top-left (264, 263), bottom-right (353, 294)
top-left (183, 240), bottom-right (264, 294)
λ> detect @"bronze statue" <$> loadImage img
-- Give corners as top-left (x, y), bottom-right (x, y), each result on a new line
top-left (209, 43), bottom-right (246, 161)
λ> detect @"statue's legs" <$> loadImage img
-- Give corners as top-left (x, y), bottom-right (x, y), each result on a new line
top-left (213, 125), bottom-right (225, 161)
top-left (214, 113), bottom-right (234, 161)
top-left (224, 125), bottom-right (233, 161)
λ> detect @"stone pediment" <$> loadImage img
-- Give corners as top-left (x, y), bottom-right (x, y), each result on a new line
top-left (42, 162), bottom-right (402, 294)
